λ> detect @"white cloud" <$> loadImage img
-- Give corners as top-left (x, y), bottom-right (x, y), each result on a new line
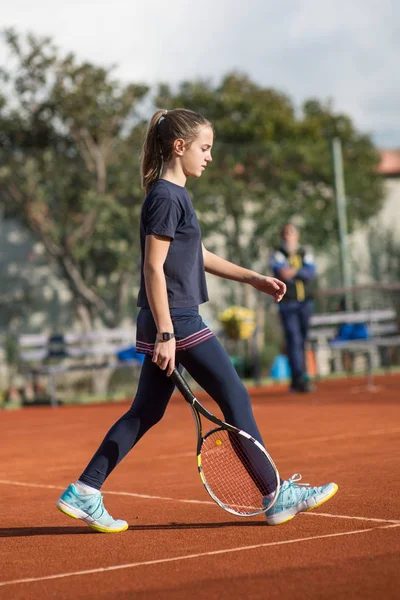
top-left (1, 0), bottom-right (399, 146)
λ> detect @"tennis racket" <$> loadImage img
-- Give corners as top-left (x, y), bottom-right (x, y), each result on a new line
top-left (171, 367), bottom-right (280, 517)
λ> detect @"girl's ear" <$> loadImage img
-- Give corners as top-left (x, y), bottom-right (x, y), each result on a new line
top-left (173, 138), bottom-right (185, 156)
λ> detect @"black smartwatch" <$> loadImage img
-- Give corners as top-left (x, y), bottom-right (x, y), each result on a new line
top-left (157, 332), bottom-right (175, 342)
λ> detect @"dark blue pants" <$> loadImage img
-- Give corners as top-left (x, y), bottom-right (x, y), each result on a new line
top-left (279, 299), bottom-right (313, 386)
top-left (79, 335), bottom-right (274, 490)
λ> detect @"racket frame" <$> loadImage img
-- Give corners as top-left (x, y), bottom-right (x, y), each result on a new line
top-left (171, 367), bottom-right (280, 516)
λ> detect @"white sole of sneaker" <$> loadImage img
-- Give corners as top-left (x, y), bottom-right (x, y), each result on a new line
top-left (266, 483), bottom-right (339, 526)
top-left (56, 499), bottom-right (128, 533)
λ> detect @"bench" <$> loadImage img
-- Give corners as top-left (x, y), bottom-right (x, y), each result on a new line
top-left (18, 328), bottom-right (142, 406)
top-left (309, 308), bottom-right (400, 382)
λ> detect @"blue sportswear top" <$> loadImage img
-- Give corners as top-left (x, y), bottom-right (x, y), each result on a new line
top-left (137, 179), bottom-right (209, 308)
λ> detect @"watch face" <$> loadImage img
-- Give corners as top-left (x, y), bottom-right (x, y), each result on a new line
top-left (162, 333), bottom-right (174, 341)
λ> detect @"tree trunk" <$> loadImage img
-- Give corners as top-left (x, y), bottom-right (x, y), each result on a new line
top-left (76, 303), bottom-right (93, 332)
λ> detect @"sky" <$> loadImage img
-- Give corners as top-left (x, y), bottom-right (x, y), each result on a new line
top-left (1, 0), bottom-right (399, 147)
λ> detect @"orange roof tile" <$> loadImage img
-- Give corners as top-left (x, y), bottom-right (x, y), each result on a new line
top-left (378, 150), bottom-right (400, 175)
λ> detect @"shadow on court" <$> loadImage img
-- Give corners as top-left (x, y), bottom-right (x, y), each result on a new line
top-left (0, 526), bottom-right (94, 537)
top-left (130, 521), bottom-right (268, 531)
top-left (0, 520), bottom-right (267, 538)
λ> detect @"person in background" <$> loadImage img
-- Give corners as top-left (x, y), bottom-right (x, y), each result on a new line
top-left (270, 224), bottom-right (316, 393)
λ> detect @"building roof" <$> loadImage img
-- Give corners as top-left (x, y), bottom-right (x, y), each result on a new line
top-left (378, 150), bottom-right (400, 175)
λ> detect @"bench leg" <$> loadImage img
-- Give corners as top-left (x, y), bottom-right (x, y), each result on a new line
top-left (366, 348), bottom-right (374, 390)
top-left (48, 370), bottom-right (57, 407)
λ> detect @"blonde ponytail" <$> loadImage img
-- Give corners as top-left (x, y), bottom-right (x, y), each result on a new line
top-left (140, 109), bottom-right (166, 194)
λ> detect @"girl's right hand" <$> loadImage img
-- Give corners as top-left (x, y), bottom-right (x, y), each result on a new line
top-left (152, 338), bottom-right (176, 376)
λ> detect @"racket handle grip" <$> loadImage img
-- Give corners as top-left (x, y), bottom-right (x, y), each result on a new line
top-left (171, 368), bottom-right (196, 403)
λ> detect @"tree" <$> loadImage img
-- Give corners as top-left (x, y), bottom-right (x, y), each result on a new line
top-left (157, 74), bottom-right (384, 274)
top-left (1, 37), bottom-right (385, 329)
top-left (0, 30), bottom-right (148, 329)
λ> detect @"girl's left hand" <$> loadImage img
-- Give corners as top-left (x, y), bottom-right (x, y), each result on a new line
top-left (252, 276), bottom-right (287, 303)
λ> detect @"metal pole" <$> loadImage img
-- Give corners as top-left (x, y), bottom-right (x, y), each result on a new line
top-left (332, 137), bottom-right (352, 310)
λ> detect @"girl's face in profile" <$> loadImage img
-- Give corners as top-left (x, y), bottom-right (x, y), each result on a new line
top-left (180, 126), bottom-right (213, 179)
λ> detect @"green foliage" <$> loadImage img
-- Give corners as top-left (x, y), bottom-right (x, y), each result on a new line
top-left (0, 33), bottom-right (385, 330)
top-left (157, 75), bottom-right (384, 266)
top-left (0, 29), bottom-right (148, 327)
top-left (4, 335), bottom-right (19, 366)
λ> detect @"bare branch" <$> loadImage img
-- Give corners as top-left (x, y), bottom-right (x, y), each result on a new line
top-left (61, 254), bottom-right (114, 323)
top-left (72, 130), bottom-right (96, 173)
top-left (67, 210), bottom-right (97, 246)
top-left (76, 128), bottom-right (107, 193)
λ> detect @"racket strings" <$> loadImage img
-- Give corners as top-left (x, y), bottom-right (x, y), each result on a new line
top-left (200, 429), bottom-right (278, 515)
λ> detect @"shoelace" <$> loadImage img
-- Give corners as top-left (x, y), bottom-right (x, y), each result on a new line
top-left (286, 473), bottom-right (314, 502)
top-left (288, 473), bottom-right (310, 487)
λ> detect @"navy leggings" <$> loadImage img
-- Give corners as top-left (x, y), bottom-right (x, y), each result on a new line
top-left (80, 335), bottom-right (273, 490)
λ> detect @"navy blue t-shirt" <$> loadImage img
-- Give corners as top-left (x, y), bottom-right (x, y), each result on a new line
top-left (137, 179), bottom-right (209, 308)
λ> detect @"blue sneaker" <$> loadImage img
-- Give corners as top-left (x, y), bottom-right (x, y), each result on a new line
top-left (56, 484), bottom-right (128, 533)
top-left (264, 474), bottom-right (338, 526)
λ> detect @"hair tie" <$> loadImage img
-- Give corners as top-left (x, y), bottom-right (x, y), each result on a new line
top-left (157, 110), bottom-right (168, 127)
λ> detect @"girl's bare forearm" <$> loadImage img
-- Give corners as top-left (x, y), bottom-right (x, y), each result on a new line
top-left (144, 267), bottom-right (173, 333)
top-left (203, 249), bottom-right (259, 284)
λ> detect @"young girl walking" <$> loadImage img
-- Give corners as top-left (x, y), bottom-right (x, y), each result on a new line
top-left (57, 109), bottom-right (338, 532)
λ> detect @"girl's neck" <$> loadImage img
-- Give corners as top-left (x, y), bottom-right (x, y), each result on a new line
top-left (161, 162), bottom-right (187, 188)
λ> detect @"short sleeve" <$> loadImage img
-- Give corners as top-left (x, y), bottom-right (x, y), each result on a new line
top-left (303, 252), bottom-right (315, 266)
top-left (144, 195), bottom-right (182, 240)
top-left (270, 250), bottom-right (287, 271)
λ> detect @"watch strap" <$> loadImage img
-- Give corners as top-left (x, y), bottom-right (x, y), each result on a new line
top-left (157, 332), bottom-right (175, 342)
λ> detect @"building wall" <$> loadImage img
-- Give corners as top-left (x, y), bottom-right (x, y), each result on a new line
top-left (350, 176), bottom-right (400, 283)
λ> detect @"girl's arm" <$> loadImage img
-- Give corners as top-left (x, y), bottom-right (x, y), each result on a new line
top-left (202, 244), bottom-right (286, 302)
top-left (144, 234), bottom-right (176, 375)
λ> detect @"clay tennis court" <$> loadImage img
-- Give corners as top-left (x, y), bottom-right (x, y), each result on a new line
top-left (1, 373), bottom-right (399, 599)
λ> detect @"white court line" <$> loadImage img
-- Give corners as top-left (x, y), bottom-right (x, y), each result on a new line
top-left (305, 512), bottom-right (400, 525)
top-left (159, 428), bottom-right (400, 454)
top-left (0, 523), bottom-right (399, 589)
top-left (34, 428), bottom-right (400, 472)
top-left (271, 428), bottom-right (400, 447)
top-left (0, 479), bottom-right (399, 524)
top-left (0, 479), bottom-right (216, 506)
top-left (121, 429), bottom-right (400, 461)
